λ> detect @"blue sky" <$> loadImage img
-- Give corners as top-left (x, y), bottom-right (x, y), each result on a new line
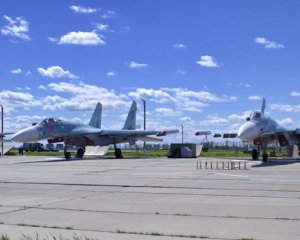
top-left (1, 0), bottom-right (300, 142)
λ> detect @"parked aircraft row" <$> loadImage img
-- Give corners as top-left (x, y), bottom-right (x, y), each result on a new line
top-left (1, 98), bottom-right (299, 161)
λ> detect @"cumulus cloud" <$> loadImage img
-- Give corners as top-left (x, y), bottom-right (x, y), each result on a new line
top-left (277, 118), bottom-right (295, 126)
top-left (291, 91), bottom-right (300, 97)
top-left (70, 5), bottom-right (98, 14)
top-left (128, 88), bottom-right (236, 113)
top-left (196, 55), bottom-right (219, 68)
top-left (11, 68), bottom-right (22, 74)
top-left (106, 71), bottom-right (116, 77)
top-left (199, 116), bottom-right (228, 126)
top-left (239, 82), bottom-right (251, 88)
top-left (38, 85), bottom-right (47, 90)
top-left (96, 23), bottom-right (109, 31)
top-left (0, 90), bottom-right (41, 114)
top-left (37, 66), bottom-right (79, 79)
top-left (248, 96), bottom-right (262, 100)
top-left (173, 43), bottom-right (187, 49)
top-left (255, 37), bottom-right (284, 49)
top-left (102, 10), bottom-right (115, 19)
top-left (228, 111), bottom-right (252, 121)
top-left (1, 15), bottom-right (30, 41)
top-left (129, 61), bottom-right (149, 69)
top-left (57, 31), bottom-right (105, 45)
top-left (271, 103), bottom-right (300, 112)
top-left (155, 108), bottom-right (182, 117)
top-left (44, 81), bottom-right (129, 111)
top-left (176, 69), bottom-right (186, 75)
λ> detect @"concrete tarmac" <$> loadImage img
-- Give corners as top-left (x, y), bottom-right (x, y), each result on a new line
top-left (0, 155), bottom-right (300, 240)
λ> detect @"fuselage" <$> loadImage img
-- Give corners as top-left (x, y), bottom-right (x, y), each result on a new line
top-left (237, 111), bottom-right (286, 142)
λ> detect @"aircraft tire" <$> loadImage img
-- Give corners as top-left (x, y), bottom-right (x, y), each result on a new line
top-left (64, 152), bottom-right (71, 160)
top-left (252, 149), bottom-right (259, 160)
top-left (262, 153), bottom-right (268, 162)
top-left (115, 148), bottom-right (123, 159)
top-left (76, 148), bottom-right (84, 158)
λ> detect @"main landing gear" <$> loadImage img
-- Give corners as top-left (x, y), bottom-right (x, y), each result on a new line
top-left (63, 144), bottom-right (85, 160)
top-left (114, 144), bottom-right (123, 159)
top-left (251, 149), bottom-right (268, 162)
top-left (252, 149), bottom-right (259, 160)
top-left (76, 148), bottom-right (85, 159)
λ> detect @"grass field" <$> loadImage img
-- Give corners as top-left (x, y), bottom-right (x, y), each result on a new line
top-left (7, 148), bottom-right (288, 158)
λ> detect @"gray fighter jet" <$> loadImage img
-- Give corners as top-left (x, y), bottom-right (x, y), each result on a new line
top-left (1, 101), bottom-right (179, 159)
top-left (196, 98), bottom-right (300, 161)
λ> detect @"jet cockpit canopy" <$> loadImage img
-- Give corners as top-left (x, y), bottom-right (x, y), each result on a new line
top-left (250, 111), bottom-right (262, 121)
top-left (39, 117), bottom-right (63, 125)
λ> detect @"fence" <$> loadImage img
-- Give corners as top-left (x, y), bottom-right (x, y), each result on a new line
top-left (196, 161), bottom-right (248, 170)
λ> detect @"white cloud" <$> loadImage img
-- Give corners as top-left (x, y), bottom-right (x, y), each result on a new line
top-left (277, 118), bottom-right (295, 126)
top-left (106, 71), bottom-right (116, 77)
top-left (255, 37), bottom-right (284, 49)
top-left (176, 69), bottom-right (186, 75)
top-left (180, 116), bottom-right (193, 122)
top-left (1, 15), bottom-right (30, 41)
top-left (155, 108), bottom-right (182, 117)
top-left (291, 91), bottom-right (300, 97)
top-left (70, 5), bottom-right (97, 14)
top-left (38, 85), bottom-right (47, 90)
top-left (11, 68), bottom-right (22, 74)
top-left (196, 55), bottom-right (219, 68)
top-left (58, 31), bottom-right (105, 46)
top-left (102, 10), bottom-right (115, 19)
top-left (48, 37), bottom-right (57, 42)
top-left (128, 88), bottom-right (174, 104)
top-left (129, 61), bottom-right (149, 69)
top-left (248, 96), bottom-right (261, 100)
top-left (45, 81), bottom-right (129, 111)
top-left (96, 23), bottom-right (109, 31)
top-left (37, 66), bottom-right (79, 79)
top-left (199, 116), bottom-right (228, 126)
top-left (0, 90), bottom-right (41, 114)
top-left (239, 82), bottom-right (251, 88)
top-left (228, 111), bottom-right (252, 121)
top-left (173, 43), bottom-right (187, 49)
top-left (271, 103), bottom-right (300, 112)
top-left (129, 88), bottom-right (236, 113)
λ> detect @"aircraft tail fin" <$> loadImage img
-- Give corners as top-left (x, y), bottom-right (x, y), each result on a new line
top-left (123, 101), bottom-right (137, 130)
top-left (261, 98), bottom-right (266, 115)
top-left (89, 102), bottom-right (102, 128)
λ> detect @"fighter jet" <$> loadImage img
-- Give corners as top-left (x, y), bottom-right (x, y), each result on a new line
top-left (196, 98), bottom-right (300, 161)
top-left (1, 101), bottom-right (179, 159)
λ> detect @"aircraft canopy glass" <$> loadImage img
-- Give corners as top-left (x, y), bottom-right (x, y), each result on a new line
top-left (250, 111), bottom-right (262, 121)
top-left (39, 118), bottom-right (62, 125)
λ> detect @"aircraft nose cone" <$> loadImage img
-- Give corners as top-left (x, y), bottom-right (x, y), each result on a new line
top-left (11, 127), bottom-right (39, 143)
top-left (238, 122), bottom-right (259, 141)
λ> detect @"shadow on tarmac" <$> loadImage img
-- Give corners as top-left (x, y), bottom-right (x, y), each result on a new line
top-left (17, 156), bottom-right (147, 164)
top-left (252, 159), bottom-right (300, 168)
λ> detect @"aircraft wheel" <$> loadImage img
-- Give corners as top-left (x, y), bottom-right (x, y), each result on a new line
top-left (252, 149), bottom-right (259, 160)
top-left (115, 148), bottom-right (123, 159)
top-left (76, 148), bottom-right (84, 158)
top-left (262, 153), bottom-right (268, 162)
top-left (64, 152), bottom-right (71, 160)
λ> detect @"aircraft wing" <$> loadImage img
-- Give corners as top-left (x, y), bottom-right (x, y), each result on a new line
top-left (99, 129), bottom-right (179, 137)
top-left (67, 127), bottom-right (102, 136)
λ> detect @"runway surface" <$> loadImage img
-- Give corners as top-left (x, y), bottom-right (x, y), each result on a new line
top-left (0, 155), bottom-right (300, 239)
